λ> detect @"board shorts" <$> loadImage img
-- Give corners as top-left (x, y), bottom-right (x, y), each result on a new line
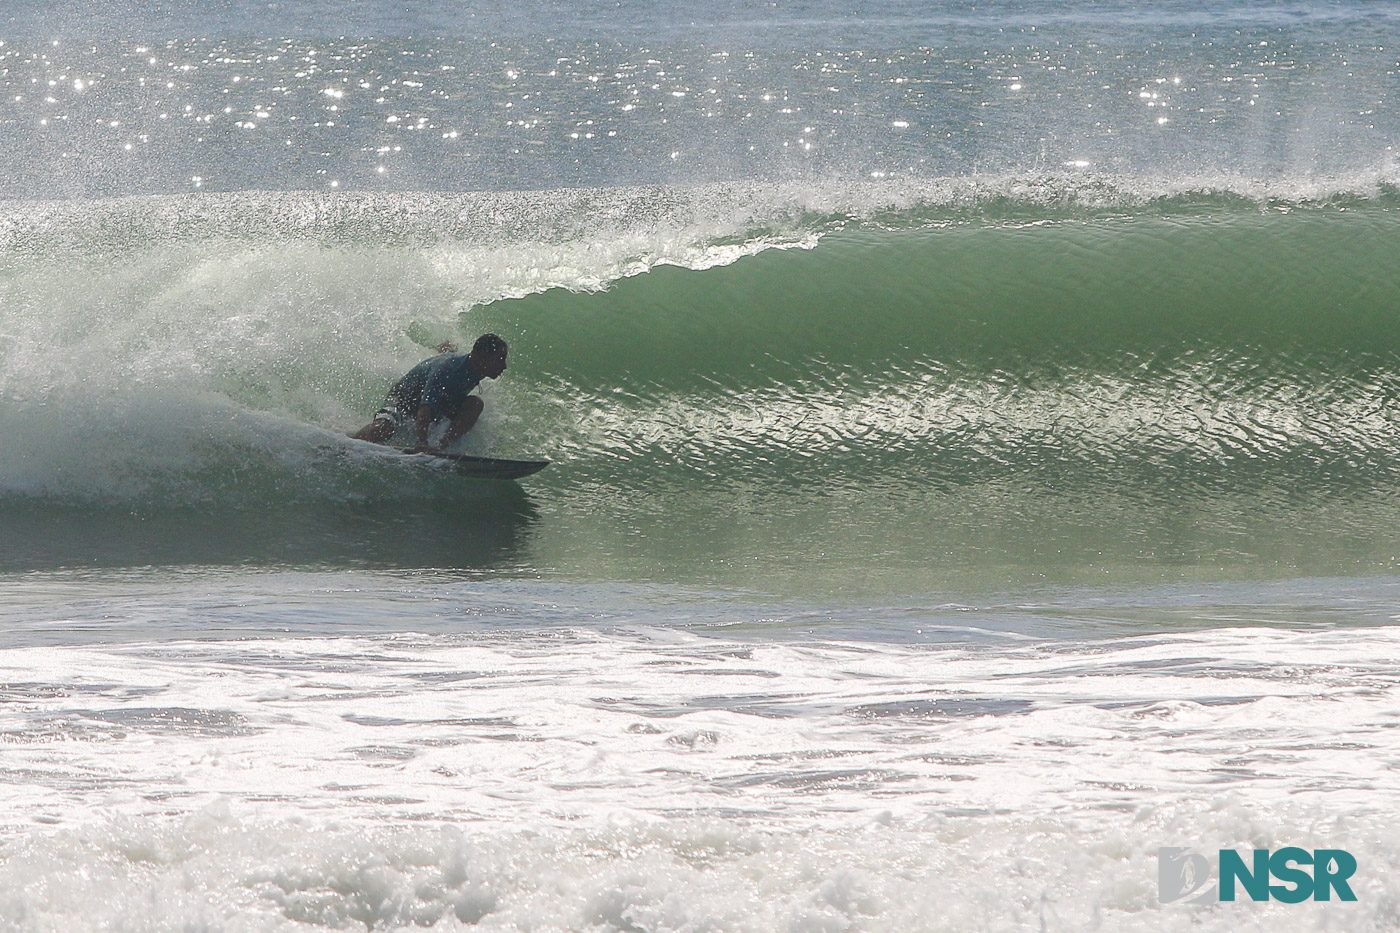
top-left (371, 406), bottom-right (407, 428)
top-left (372, 394), bottom-right (463, 428)
top-left (371, 381), bottom-right (422, 428)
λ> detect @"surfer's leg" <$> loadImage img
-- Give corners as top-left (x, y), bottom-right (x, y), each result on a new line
top-left (349, 407), bottom-right (401, 444)
top-left (349, 420), bottom-right (394, 443)
top-left (440, 396), bottom-right (483, 448)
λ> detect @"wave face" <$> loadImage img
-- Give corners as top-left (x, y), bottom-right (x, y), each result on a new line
top-left (2, 179), bottom-right (1400, 588)
top-left (501, 200), bottom-right (1400, 489)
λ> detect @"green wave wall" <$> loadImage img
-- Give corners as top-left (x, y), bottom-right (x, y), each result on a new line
top-left (483, 209), bottom-right (1400, 386)
top-left (5, 187), bottom-right (1400, 587)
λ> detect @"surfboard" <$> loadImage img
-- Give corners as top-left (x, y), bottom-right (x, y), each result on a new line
top-left (399, 449), bottom-right (550, 480)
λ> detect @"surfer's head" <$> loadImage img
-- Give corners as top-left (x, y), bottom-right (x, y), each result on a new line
top-left (470, 333), bottom-right (509, 379)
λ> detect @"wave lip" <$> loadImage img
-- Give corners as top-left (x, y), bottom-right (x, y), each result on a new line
top-left (5, 171), bottom-right (1400, 252)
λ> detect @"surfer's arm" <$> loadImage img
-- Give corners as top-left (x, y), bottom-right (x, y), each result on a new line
top-left (439, 396), bottom-right (484, 449)
top-left (414, 405), bottom-right (434, 449)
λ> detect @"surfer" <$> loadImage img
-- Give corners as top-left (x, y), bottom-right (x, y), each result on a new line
top-left (350, 334), bottom-right (509, 453)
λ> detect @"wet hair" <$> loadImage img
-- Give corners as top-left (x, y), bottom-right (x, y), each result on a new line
top-left (472, 333), bottom-right (508, 358)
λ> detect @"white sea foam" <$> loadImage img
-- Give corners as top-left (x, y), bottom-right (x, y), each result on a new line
top-left (0, 606), bottom-right (1396, 930)
top-left (3, 800), bottom-right (1394, 932)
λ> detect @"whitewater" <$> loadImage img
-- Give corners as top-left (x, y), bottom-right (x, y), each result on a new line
top-left (3, 1), bottom-right (1400, 930)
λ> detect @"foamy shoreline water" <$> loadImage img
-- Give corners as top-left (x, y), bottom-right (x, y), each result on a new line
top-left (2, 604), bottom-right (1398, 929)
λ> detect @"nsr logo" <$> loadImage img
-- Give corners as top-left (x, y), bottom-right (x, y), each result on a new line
top-left (1159, 848), bottom-right (1358, 904)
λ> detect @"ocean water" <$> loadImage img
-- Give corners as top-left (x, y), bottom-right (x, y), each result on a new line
top-left (3, 2), bottom-right (1400, 930)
